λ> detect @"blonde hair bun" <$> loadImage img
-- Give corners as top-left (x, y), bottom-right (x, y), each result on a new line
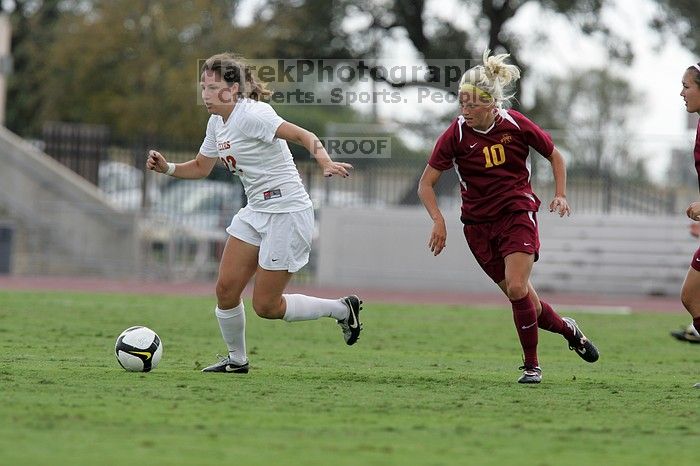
top-left (459, 49), bottom-right (520, 107)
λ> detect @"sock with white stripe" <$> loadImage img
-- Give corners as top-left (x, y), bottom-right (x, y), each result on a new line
top-left (215, 303), bottom-right (247, 365)
top-left (282, 294), bottom-right (349, 322)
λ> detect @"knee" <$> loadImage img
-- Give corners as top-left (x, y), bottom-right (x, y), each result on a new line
top-left (251, 296), bottom-right (282, 319)
top-left (506, 283), bottom-right (529, 301)
top-left (215, 279), bottom-right (241, 309)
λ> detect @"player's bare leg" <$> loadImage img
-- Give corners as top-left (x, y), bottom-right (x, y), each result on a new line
top-left (217, 236), bottom-right (259, 309)
top-left (253, 268), bottom-right (363, 345)
top-left (202, 236), bottom-right (258, 373)
top-left (672, 260), bottom-right (700, 344)
top-left (252, 268), bottom-right (294, 319)
top-left (502, 252), bottom-right (534, 301)
top-left (681, 266), bottom-right (700, 335)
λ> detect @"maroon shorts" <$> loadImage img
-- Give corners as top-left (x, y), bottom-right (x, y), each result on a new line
top-left (462, 211), bottom-right (540, 283)
top-left (692, 247), bottom-right (700, 272)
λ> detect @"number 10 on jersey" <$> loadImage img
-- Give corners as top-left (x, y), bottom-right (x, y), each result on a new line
top-left (483, 144), bottom-right (506, 168)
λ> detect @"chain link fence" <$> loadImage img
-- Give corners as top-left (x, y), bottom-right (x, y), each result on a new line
top-left (35, 122), bottom-right (690, 280)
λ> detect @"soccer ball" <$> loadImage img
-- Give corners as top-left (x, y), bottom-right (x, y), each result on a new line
top-left (114, 326), bottom-right (163, 372)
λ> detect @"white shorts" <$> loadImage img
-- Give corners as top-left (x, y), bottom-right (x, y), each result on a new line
top-left (226, 205), bottom-right (314, 273)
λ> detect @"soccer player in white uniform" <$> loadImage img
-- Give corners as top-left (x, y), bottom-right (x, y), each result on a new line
top-left (146, 53), bottom-right (363, 373)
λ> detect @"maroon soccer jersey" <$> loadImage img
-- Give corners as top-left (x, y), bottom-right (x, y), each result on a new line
top-left (428, 109), bottom-right (555, 223)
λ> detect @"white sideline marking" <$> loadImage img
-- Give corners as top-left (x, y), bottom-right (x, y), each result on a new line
top-left (550, 304), bottom-right (632, 315)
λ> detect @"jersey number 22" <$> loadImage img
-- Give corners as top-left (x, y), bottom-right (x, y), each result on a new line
top-left (221, 155), bottom-right (239, 172)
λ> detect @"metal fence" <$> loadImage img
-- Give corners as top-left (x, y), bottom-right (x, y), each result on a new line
top-left (38, 122), bottom-right (682, 217)
top-left (35, 123), bottom-right (688, 280)
top-left (42, 122), bottom-right (109, 185)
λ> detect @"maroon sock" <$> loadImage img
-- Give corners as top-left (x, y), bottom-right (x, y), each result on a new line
top-left (538, 301), bottom-right (575, 340)
top-left (511, 293), bottom-right (539, 367)
top-left (693, 317), bottom-right (700, 335)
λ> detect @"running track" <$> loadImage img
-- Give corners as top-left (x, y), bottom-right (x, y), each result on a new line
top-left (0, 275), bottom-right (684, 314)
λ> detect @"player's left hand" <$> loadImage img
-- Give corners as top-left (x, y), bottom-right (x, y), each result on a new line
top-left (686, 202), bottom-right (700, 221)
top-left (549, 196), bottom-right (571, 217)
top-left (322, 161), bottom-right (353, 178)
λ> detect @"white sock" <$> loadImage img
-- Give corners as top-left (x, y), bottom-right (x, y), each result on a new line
top-left (215, 303), bottom-right (247, 365)
top-left (282, 294), bottom-right (349, 322)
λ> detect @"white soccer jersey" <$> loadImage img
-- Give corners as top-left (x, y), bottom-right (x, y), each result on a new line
top-left (199, 98), bottom-right (313, 213)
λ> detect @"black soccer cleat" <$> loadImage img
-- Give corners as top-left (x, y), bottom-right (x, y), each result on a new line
top-left (337, 295), bottom-right (363, 345)
top-left (201, 355), bottom-right (249, 373)
top-left (563, 317), bottom-right (599, 363)
top-left (670, 324), bottom-right (700, 344)
top-left (518, 365), bottom-right (542, 384)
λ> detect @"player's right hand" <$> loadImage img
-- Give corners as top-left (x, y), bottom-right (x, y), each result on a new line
top-left (146, 150), bottom-right (168, 173)
top-left (429, 220), bottom-right (447, 256)
top-left (321, 160), bottom-right (353, 178)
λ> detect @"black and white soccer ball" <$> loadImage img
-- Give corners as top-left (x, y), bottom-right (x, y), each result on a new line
top-left (114, 326), bottom-right (163, 372)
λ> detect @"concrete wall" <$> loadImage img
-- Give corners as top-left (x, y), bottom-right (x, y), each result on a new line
top-left (316, 207), bottom-right (697, 296)
top-left (0, 126), bottom-right (139, 276)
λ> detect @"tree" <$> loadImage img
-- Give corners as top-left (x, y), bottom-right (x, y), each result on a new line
top-left (4, 0), bottom-right (63, 136)
top-left (5, 0), bottom-right (396, 145)
top-left (244, 0), bottom-right (634, 100)
top-left (5, 0), bottom-right (690, 176)
top-left (529, 67), bottom-right (645, 180)
top-left (38, 0), bottom-right (248, 142)
top-left (650, 0), bottom-right (700, 55)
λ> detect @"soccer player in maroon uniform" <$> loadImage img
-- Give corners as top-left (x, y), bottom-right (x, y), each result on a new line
top-left (418, 50), bottom-right (599, 384)
top-left (678, 63), bottom-right (700, 384)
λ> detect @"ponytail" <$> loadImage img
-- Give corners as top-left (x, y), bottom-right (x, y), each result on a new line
top-left (243, 65), bottom-right (272, 101)
top-left (202, 52), bottom-right (272, 101)
top-left (459, 49), bottom-right (521, 107)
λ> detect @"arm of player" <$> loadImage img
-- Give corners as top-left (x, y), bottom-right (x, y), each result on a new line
top-left (417, 165), bottom-right (447, 256)
top-left (275, 122), bottom-right (353, 178)
top-left (545, 147), bottom-right (571, 217)
top-left (686, 201), bottom-right (700, 221)
top-left (146, 150), bottom-right (217, 179)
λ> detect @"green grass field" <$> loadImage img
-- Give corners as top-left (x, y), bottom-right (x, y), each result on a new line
top-left (0, 290), bottom-right (698, 466)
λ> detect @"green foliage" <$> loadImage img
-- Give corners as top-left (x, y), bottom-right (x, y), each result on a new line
top-left (240, 0), bottom-right (357, 58)
top-left (2, 0), bottom-right (696, 185)
top-left (529, 67), bottom-right (646, 180)
top-left (37, 0), bottom-right (247, 141)
top-left (1, 290), bottom-right (699, 465)
top-left (650, 0), bottom-right (700, 56)
top-left (5, 0), bottom-right (62, 136)
top-left (4, 0), bottom-right (412, 149)
top-left (4, 0), bottom-right (639, 141)
top-left (257, 0), bottom-right (631, 94)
